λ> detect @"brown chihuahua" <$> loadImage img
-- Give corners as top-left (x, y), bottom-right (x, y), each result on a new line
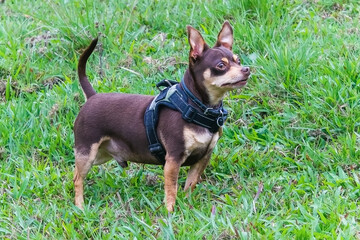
top-left (73, 21), bottom-right (250, 212)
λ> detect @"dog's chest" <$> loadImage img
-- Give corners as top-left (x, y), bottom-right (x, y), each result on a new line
top-left (183, 126), bottom-right (219, 159)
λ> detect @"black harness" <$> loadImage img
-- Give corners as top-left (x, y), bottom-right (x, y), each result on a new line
top-left (144, 79), bottom-right (228, 165)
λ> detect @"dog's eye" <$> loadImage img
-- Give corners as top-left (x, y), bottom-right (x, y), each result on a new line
top-left (216, 62), bottom-right (227, 70)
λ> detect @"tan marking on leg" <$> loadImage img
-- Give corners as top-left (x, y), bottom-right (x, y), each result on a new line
top-left (164, 158), bottom-right (183, 212)
top-left (73, 137), bottom-right (111, 209)
top-left (184, 154), bottom-right (211, 192)
top-left (90, 136), bottom-right (111, 165)
top-left (74, 166), bottom-right (84, 208)
top-left (74, 153), bottom-right (91, 209)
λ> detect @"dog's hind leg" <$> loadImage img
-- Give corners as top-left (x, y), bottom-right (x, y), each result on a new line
top-left (73, 151), bottom-right (94, 209)
top-left (73, 137), bottom-right (113, 209)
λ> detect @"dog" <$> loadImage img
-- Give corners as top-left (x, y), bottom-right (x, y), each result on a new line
top-left (73, 21), bottom-right (250, 212)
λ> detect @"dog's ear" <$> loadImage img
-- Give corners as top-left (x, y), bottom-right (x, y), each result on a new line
top-left (187, 26), bottom-right (208, 60)
top-left (214, 21), bottom-right (233, 50)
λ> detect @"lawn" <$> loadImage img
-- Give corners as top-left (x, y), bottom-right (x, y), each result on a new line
top-left (1, 0), bottom-right (360, 239)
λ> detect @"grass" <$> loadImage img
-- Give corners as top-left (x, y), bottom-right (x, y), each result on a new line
top-left (1, 0), bottom-right (360, 238)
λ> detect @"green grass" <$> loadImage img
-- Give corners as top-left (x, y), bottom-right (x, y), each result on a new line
top-left (1, 0), bottom-right (360, 238)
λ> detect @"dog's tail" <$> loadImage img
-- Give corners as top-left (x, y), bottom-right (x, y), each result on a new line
top-left (78, 38), bottom-right (98, 99)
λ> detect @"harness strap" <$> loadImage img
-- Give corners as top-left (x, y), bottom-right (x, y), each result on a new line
top-left (144, 109), bottom-right (166, 165)
top-left (144, 80), bottom-right (228, 165)
top-left (168, 86), bottom-right (227, 132)
top-left (144, 83), bottom-right (178, 164)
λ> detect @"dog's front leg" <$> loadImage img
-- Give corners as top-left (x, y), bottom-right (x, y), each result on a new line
top-left (164, 158), bottom-right (182, 212)
top-left (184, 153), bottom-right (211, 192)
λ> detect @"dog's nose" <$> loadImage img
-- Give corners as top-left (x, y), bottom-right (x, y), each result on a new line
top-left (241, 66), bottom-right (250, 74)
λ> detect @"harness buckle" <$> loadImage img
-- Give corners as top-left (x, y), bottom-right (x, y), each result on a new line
top-left (216, 109), bottom-right (225, 127)
top-left (204, 107), bottom-right (213, 115)
top-left (182, 105), bottom-right (197, 122)
top-left (149, 143), bottom-right (166, 161)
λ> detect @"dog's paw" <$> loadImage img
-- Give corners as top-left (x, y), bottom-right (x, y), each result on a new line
top-left (166, 202), bottom-right (175, 212)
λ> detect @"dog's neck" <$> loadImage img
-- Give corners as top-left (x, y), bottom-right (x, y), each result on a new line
top-left (183, 69), bottom-right (224, 108)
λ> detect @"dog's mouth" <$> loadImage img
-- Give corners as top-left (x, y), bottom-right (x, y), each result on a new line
top-left (221, 78), bottom-right (248, 87)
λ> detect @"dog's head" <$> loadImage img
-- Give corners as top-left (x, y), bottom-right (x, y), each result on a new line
top-left (186, 21), bottom-right (250, 106)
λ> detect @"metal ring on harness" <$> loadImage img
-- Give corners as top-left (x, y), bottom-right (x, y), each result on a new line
top-left (216, 109), bottom-right (224, 127)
